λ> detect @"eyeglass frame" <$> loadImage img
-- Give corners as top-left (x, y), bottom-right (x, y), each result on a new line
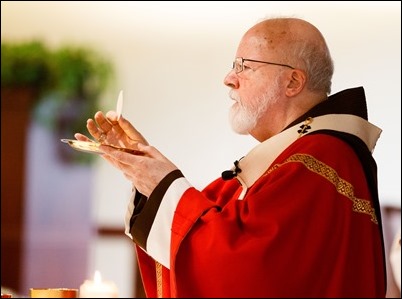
top-left (232, 57), bottom-right (295, 74)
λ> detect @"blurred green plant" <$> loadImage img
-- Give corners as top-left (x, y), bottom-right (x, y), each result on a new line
top-left (1, 40), bottom-right (115, 164)
top-left (1, 40), bottom-right (52, 93)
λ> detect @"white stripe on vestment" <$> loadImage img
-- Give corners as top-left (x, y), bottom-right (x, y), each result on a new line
top-left (147, 177), bottom-right (192, 269)
top-left (125, 190), bottom-right (136, 239)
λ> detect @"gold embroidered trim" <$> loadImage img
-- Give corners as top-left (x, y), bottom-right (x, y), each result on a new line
top-left (155, 261), bottom-right (163, 298)
top-left (267, 154), bottom-right (378, 224)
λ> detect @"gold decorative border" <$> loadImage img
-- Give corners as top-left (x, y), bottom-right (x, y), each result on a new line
top-left (155, 261), bottom-right (163, 298)
top-left (267, 154), bottom-right (378, 224)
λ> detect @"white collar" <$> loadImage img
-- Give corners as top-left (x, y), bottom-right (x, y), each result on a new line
top-left (234, 114), bottom-right (382, 199)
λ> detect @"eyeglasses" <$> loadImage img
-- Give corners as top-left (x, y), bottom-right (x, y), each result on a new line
top-left (232, 57), bottom-right (295, 74)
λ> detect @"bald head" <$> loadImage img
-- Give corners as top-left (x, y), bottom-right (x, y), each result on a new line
top-left (245, 18), bottom-right (326, 51)
top-left (242, 17), bottom-right (334, 95)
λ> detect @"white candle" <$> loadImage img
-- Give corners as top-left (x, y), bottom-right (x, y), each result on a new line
top-left (79, 270), bottom-right (118, 298)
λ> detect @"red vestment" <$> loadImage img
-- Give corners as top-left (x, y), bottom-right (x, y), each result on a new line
top-left (126, 87), bottom-right (386, 298)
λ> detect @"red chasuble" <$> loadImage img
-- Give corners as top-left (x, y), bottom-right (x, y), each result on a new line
top-left (127, 87), bottom-right (386, 298)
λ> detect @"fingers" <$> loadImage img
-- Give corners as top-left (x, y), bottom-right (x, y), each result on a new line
top-left (101, 153), bottom-right (122, 168)
top-left (105, 111), bottom-right (119, 123)
top-left (99, 143), bottom-right (178, 197)
top-left (74, 133), bottom-right (92, 142)
top-left (86, 110), bottom-right (148, 147)
top-left (86, 118), bottom-right (105, 141)
top-left (87, 111), bottom-right (116, 142)
top-left (106, 111), bottom-right (148, 145)
top-left (94, 111), bottom-right (113, 132)
top-left (118, 116), bottom-right (149, 145)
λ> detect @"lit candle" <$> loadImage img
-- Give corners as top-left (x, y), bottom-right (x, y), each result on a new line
top-left (79, 270), bottom-right (118, 298)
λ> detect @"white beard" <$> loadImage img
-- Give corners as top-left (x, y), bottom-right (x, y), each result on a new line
top-left (228, 83), bottom-right (280, 135)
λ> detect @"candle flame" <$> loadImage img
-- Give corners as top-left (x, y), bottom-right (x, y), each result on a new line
top-left (94, 270), bottom-right (102, 284)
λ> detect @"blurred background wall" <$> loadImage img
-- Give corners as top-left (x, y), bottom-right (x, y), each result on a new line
top-left (1, 1), bottom-right (401, 297)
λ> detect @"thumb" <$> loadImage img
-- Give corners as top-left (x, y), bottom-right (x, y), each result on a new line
top-left (136, 142), bottom-right (150, 152)
top-left (119, 117), bottom-right (149, 145)
top-left (136, 143), bottom-right (162, 158)
top-left (105, 110), bottom-right (119, 124)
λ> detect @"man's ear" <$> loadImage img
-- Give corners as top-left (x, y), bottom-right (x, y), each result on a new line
top-left (285, 69), bottom-right (306, 97)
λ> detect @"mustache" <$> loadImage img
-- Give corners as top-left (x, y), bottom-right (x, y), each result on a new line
top-left (229, 90), bottom-right (241, 102)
